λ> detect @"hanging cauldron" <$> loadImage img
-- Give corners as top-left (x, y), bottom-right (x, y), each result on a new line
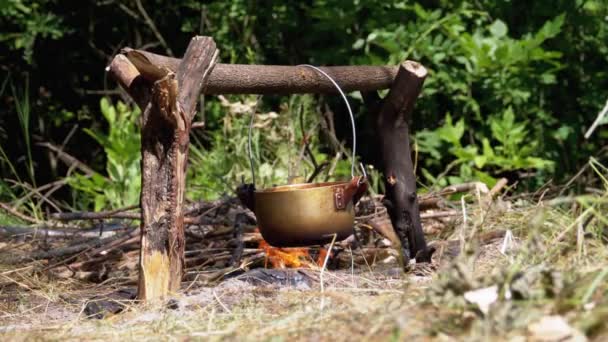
top-left (237, 65), bottom-right (367, 247)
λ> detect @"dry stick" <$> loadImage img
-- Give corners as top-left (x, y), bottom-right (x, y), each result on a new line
top-left (307, 161), bottom-right (330, 183)
top-left (584, 99), bottom-right (608, 139)
top-left (39, 165), bottom-right (81, 211)
top-left (184, 198), bottom-right (232, 223)
top-left (8, 228), bottom-right (138, 264)
top-left (133, 0), bottom-right (173, 57)
top-left (62, 236), bottom-right (140, 272)
top-left (117, 2), bottom-right (142, 22)
top-left (292, 103), bottom-right (330, 182)
top-left (191, 121), bottom-right (205, 129)
top-left (489, 178), bottom-right (509, 199)
top-left (36, 142), bottom-right (98, 176)
top-left (184, 197), bottom-right (235, 215)
top-left (325, 151), bottom-right (343, 182)
top-left (320, 233), bottom-right (337, 311)
top-left (0, 202), bottom-right (39, 224)
top-left (23, 141), bottom-right (99, 213)
top-left (364, 221), bottom-right (400, 247)
top-left (42, 240), bottom-right (113, 272)
top-left (59, 123), bottom-right (79, 158)
top-left (459, 196), bottom-right (468, 254)
top-left (292, 120), bottom-right (321, 180)
top-left (0, 225), bottom-right (128, 239)
top-left (418, 196), bottom-right (445, 210)
top-left (72, 234), bottom-right (139, 262)
top-left (5, 179), bottom-right (62, 213)
top-left (436, 181), bottom-right (489, 196)
top-left (417, 181), bottom-right (498, 210)
top-left (320, 104), bottom-right (337, 145)
top-left (298, 102), bottom-right (319, 170)
top-left (12, 178), bottom-right (69, 209)
top-left (50, 205), bottom-right (138, 221)
top-left (421, 210), bottom-right (461, 219)
top-left (558, 163), bottom-right (590, 197)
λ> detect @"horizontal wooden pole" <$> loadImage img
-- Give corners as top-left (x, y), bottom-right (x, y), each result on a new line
top-left (121, 48), bottom-right (399, 95)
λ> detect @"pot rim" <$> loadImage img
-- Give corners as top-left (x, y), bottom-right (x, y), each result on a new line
top-left (255, 180), bottom-right (350, 194)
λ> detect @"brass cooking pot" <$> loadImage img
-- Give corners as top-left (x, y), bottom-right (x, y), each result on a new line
top-left (237, 64), bottom-right (367, 247)
top-left (240, 177), bottom-right (367, 247)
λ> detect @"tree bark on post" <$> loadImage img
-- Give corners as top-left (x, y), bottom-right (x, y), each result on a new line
top-left (107, 36), bottom-right (218, 301)
top-left (363, 61), bottom-right (434, 268)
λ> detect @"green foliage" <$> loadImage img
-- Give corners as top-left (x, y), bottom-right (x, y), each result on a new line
top-left (0, 0), bottom-right (607, 209)
top-left (0, 77), bottom-right (45, 219)
top-left (0, 0), bottom-right (66, 63)
top-left (69, 98), bottom-right (141, 211)
top-left (11, 76), bottom-right (35, 186)
top-left (187, 95), bottom-right (353, 200)
top-left (352, 4), bottom-right (571, 186)
top-left (417, 109), bottom-right (554, 187)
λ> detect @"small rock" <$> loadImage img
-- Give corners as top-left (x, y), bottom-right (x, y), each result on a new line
top-left (463, 285), bottom-right (498, 315)
top-left (166, 298), bottom-right (180, 310)
top-left (527, 315), bottom-right (587, 342)
top-left (83, 288), bottom-right (137, 319)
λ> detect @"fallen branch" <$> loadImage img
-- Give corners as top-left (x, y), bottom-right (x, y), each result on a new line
top-left (6, 228), bottom-right (138, 264)
top-left (584, 98), bottom-right (608, 139)
top-left (36, 142), bottom-right (98, 176)
top-left (420, 210), bottom-right (461, 219)
top-left (489, 178), bottom-right (509, 199)
top-left (50, 205), bottom-right (139, 221)
top-left (436, 182), bottom-right (489, 196)
top-left (0, 224), bottom-right (129, 239)
top-left (0, 202), bottom-right (39, 224)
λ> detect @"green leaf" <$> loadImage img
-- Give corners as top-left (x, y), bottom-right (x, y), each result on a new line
top-left (482, 138), bottom-right (495, 159)
top-left (474, 155), bottom-right (487, 168)
top-left (352, 38), bottom-right (365, 49)
top-left (535, 14), bottom-right (565, 41)
top-left (437, 113), bottom-right (464, 145)
top-left (100, 97), bottom-right (116, 124)
top-left (473, 170), bottom-right (497, 188)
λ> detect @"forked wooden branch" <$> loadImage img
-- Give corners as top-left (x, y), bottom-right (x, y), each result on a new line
top-left (107, 36), bottom-right (218, 301)
top-left (363, 61), bottom-right (433, 267)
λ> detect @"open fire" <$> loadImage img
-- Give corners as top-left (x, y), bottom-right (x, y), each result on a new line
top-left (257, 229), bottom-right (330, 268)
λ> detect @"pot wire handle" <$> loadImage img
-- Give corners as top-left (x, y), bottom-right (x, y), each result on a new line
top-left (247, 96), bottom-right (262, 188)
top-left (247, 65), bottom-right (363, 187)
top-left (358, 162), bottom-right (367, 185)
top-left (298, 64), bottom-right (357, 179)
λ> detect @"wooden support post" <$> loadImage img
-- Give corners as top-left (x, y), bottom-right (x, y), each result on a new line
top-left (363, 61), bottom-right (434, 268)
top-left (108, 36), bottom-right (218, 301)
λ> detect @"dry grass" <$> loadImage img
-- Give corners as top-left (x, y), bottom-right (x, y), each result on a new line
top-left (1, 189), bottom-right (607, 341)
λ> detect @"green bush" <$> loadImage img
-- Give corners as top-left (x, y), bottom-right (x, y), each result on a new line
top-left (68, 98), bottom-right (141, 210)
top-left (0, 0), bottom-right (607, 209)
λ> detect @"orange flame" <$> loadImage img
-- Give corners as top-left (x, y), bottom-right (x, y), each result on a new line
top-left (259, 240), bottom-right (312, 268)
top-left (256, 228), bottom-right (333, 269)
top-left (316, 247), bottom-right (332, 267)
